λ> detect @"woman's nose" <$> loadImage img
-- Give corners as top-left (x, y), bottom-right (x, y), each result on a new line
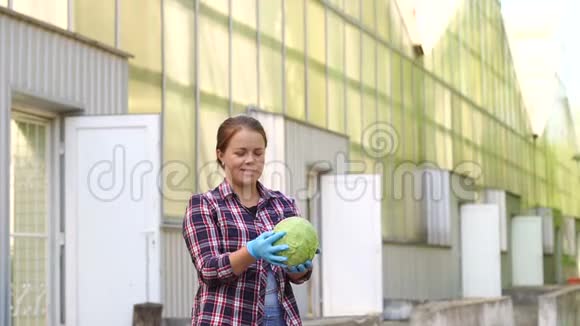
top-left (245, 154), bottom-right (256, 163)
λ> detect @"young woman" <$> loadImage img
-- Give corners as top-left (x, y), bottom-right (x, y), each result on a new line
top-left (183, 115), bottom-right (314, 325)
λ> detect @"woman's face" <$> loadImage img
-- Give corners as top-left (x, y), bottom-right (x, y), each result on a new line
top-left (218, 128), bottom-right (266, 189)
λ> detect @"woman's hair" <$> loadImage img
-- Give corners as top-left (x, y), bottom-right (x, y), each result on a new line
top-left (216, 115), bottom-right (268, 167)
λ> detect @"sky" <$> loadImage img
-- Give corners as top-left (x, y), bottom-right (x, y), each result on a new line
top-left (501, 0), bottom-right (580, 140)
top-left (559, 0), bottom-right (580, 108)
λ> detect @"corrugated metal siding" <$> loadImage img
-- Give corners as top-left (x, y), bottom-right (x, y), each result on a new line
top-left (284, 119), bottom-right (349, 208)
top-left (383, 177), bottom-right (465, 300)
top-left (161, 226), bottom-right (197, 318)
top-left (0, 15), bottom-right (128, 114)
top-left (0, 12), bottom-right (128, 325)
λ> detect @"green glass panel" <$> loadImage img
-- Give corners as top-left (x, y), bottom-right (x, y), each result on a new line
top-left (122, 0), bottom-right (162, 113)
top-left (286, 57), bottom-right (305, 120)
top-left (345, 24), bottom-right (360, 82)
top-left (260, 0), bottom-right (281, 40)
top-left (74, 0), bottom-right (115, 45)
top-left (163, 0), bottom-right (195, 218)
top-left (233, 0), bottom-right (256, 28)
top-left (307, 1), bottom-right (325, 63)
top-left (199, 5), bottom-right (229, 99)
top-left (377, 46), bottom-right (390, 98)
top-left (347, 84), bottom-right (362, 144)
top-left (260, 43), bottom-right (283, 113)
top-left (361, 0), bottom-right (375, 31)
top-left (201, 0), bottom-right (227, 14)
top-left (362, 91), bottom-right (376, 145)
top-left (308, 61), bottom-right (326, 128)
top-left (233, 28), bottom-right (258, 108)
top-left (391, 52), bottom-right (401, 104)
top-left (402, 58), bottom-right (412, 108)
top-left (362, 34), bottom-right (375, 88)
top-left (344, 0), bottom-right (360, 20)
top-left (328, 75), bottom-right (345, 134)
top-left (391, 104), bottom-right (403, 159)
top-left (376, 0), bottom-right (389, 40)
top-left (14, 0), bottom-right (67, 29)
top-left (198, 99), bottom-right (228, 192)
top-left (285, 0), bottom-right (304, 51)
top-left (327, 12), bottom-right (344, 72)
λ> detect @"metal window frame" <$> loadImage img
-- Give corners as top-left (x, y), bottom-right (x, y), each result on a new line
top-left (9, 109), bottom-right (60, 326)
top-left (115, 0), bottom-right (120, 48)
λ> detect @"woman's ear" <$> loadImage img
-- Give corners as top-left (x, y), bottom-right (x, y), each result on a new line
top-left (216, 149), bottom-right (224, 166)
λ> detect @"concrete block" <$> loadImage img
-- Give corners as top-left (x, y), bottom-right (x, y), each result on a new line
top-left (133, 303), bottom-right (163, 326)
top-left (538, 285), bottom-right (580, 326)
top-left (410, 297), bottom-right (514, 326)
top-left (302, 314), bottom-right (382, 326)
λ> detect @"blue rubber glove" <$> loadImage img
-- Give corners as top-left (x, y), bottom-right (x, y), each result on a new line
top-left (246, 231), bottom-right (289, 266)
top-left (285, 249), bottom-right (319, 273)
top-left (285, 260), bottom-right (313, 273)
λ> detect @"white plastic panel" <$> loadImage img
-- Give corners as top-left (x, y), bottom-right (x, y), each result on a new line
top-left (461, 204), bottom-right (501, 298)
top-left (562, 217), bottom-right (576, 256)
top-left (65, 115), bottom-right (161, 326)
top-left (482, 190), bottom-right (508, 251)
top-left (512, 216), bottom-right (543, 286)
top-left (420, 168), bottom-right (452, 246)
top-left (320, 174), bottom-right (382, 317)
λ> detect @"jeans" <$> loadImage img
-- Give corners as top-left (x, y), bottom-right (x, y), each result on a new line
top-left (263, 268), bottom-right (285, 325)
top-left (263, 305), bottom-right (285, 326)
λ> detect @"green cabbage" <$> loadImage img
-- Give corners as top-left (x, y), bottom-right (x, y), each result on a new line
top-left (273, 216), bottom-right (319, 266)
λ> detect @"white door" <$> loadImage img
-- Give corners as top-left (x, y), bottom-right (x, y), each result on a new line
top-left (460, 204), bottom-right (501, 298)
top-left (512, 216), bottom-right (544, 286)
top-left (320, 174), bottom-right (382, 317)
top-left (65, 115), bottom-right (161, 326)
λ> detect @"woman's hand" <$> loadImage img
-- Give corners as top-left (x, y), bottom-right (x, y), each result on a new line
top-left (285, 260), bottom-right (313, 283)
top-left (246, 231), bottom-right (289, 266)
top-left (285, 260), bottom-right (313, 274)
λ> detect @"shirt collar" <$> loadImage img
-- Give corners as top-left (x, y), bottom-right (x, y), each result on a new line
top-left (218, 178), bottom-right (279, 201)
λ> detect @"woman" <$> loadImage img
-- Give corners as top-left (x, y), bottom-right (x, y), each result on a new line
top-left (183, 115), bottom-right (314, 325)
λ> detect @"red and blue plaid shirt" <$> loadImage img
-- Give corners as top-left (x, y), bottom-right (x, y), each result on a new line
top-left (183, 179), bottom-right (310, 325)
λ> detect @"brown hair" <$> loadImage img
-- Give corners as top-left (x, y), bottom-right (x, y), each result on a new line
top-left (216, 115), bottom-right (268, 167)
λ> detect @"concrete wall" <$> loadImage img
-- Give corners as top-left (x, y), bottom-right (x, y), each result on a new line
top-left (538, 285), bottom-right (580, 326)
top-left (410, 297), bottom-right (515, 326)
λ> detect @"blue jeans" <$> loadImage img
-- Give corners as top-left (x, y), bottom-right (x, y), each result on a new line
top-left (263, 305), bottom-right (285, 326)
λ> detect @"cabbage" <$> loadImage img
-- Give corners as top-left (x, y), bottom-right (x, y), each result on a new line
top-left (273, 216), bottom-right (319, 266)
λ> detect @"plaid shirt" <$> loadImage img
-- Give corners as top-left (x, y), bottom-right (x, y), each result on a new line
top-left (183, 179), bottom-right (311, 325)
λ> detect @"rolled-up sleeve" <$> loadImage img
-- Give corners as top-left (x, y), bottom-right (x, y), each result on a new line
top-left (289, 269), bottom-right (312, 285)
top-left (182, 194), bottom-right (238, 287)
